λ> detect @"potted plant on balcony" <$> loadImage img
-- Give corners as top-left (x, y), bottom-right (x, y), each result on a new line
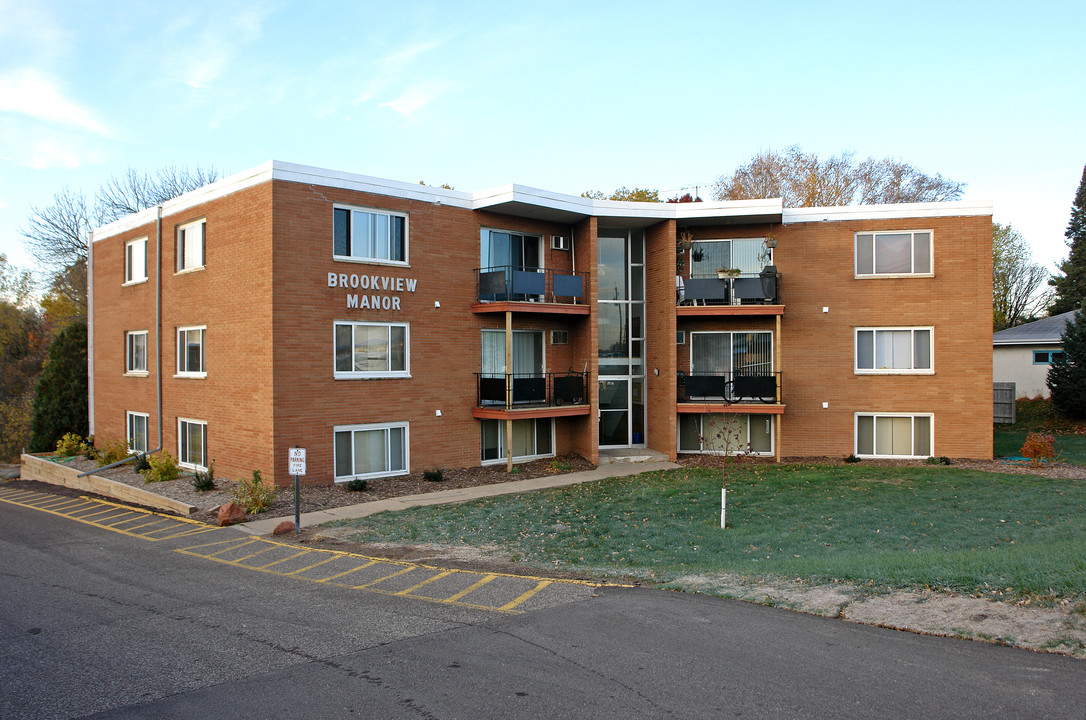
top-left (716, 266), bottom-right (741, 279)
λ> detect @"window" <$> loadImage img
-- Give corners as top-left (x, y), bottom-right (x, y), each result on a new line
top-left (125, 331), bottom-right (148, 374)
top-left (333, 206), bottom-right (406, 264)
top-left (551, 330), bottom-right (568, 345)
top-left (678, 414), bottom-right (773, 454)
top-left (125, 237), bottom-right (147, 284)
top-left (176, 326), bottom-right (206, 376)
top-left (689, 238), bottom-right (771, 278)
top-left (1033, 350), bottom-right (1066, 365)
top-left (127, 412), bottom-right (149, 454)
top-left (856, 413), bottom-right (932, 458)
top-left (177, 220), bottom-right (205, 272)
top-left (334, 322), bottom-right (408, 378)
top-left (480, 229), bottom-right (541, 271)
top-left (855, 230), bottom-right (932, 276)
top-left (856, 328), bottom-right (933, 373)
top-left (481, 418), bottom-right (553, 463)
top-left (334, 423), bottom-right (408, 480)
top-left (178, 418), bottom-right (207, 470)
top-left (677, 331), bottom-right (686, 345)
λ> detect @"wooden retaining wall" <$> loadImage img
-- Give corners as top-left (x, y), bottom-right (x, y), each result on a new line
top-left (19, 454), bottom-right (197, 516)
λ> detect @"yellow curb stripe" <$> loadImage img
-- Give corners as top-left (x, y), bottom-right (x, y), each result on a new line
top-left (396, 570), bottom-right (453, 596)
top-left (256, 551), bottom-right (310, 569)
top-left (442, 574), bottom-right (498, 603)
top-left (285, 556), bottom-right (339, 576)
top-left (352, 565), bottom-right (415, 589)
top-left (500, 580), bottom-right (552, 611)
top-left (317, 560), bottom-right (378, 582)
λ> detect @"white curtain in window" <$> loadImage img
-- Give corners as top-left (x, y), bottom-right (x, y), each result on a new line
top-left (482, 331), bottom-right (541, 375)
top-left (730, 239), bottom-right (766, 275)
top-left (354, 429), bottom-right (386, 475)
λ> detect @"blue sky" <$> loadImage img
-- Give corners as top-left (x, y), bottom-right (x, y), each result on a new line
top-left (1, 0), bottom-right (1083, 280)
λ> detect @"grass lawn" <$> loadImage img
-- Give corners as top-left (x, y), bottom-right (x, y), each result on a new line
top-left (994, 430), bottom-right (1086, 465)
top-left (332, 463), bottom-right (1086, 599)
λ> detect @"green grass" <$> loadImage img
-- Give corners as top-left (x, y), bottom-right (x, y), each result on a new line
top-left (994, 430), bottom-right (1086, 465)
top-left (331, 464), bottom-right (1086, 598)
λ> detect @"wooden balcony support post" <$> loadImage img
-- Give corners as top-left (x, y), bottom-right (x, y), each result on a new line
top-left (506, 310), bottom-right (513, 472)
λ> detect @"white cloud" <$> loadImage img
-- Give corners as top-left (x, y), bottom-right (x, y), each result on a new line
top-left (169, 4), bottom-right (270, 88)
top-left (0, 68), bottom-right (110, 135)
top-left (379, 80), bottom-right (451, 117)
top-left (353, 41), bottom-right (441, 105)
top-left (26, 139), bottom-right (84, 169)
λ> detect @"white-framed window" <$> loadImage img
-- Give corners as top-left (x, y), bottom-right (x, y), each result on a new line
top-left (855, 230), bottom-right (932, 276)
top-left (855, 327), bottom-right (933, 373)
top-left (678, 413), bottom-right (773, 455)
top-left (177, 219), bottom-right (205, 272)
top-left (178, 418), bottom-right (208, 470)
top-left (855, 413), bottom-right (933, 458)
top-left (127, 412), bottom-right (149, 454)
top-left (334, 422), bottom-right (408, 480)
top-left (125, 330), bottom-right (148, 375)
top-left (176, 326), bottom-right (206, 377)
top-left (333, 205), bottom-right (407, 264)
top-left (334, 322), bottom-right (409, 378)
top-left (124, 237), bottom-right (147, 284)
top-left (481, 418), bottom-right (554, 464)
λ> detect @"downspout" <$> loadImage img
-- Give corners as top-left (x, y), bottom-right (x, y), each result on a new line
top-left (80, 206), bottom-right (165, 476)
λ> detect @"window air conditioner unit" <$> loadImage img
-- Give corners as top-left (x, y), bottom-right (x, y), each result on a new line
top-left (551, 235), bottom-right (570, 251)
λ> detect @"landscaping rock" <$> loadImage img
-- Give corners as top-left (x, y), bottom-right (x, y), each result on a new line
top-left (273, 521), bottom-right (295, 535)
top-left (217, 502), bottom-right (245, 526)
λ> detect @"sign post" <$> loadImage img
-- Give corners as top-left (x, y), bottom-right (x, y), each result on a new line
top-left (288, 447), bottom-right (306, 534)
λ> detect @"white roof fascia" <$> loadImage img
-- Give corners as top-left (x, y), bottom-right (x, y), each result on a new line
top-left (471, 183), bottom-right (783, 221)
top-left (271, 161), bottom-right (473, 209)
top-left (993, 338), bottom-right (1064, 346)
top-left (783, 200), bottom-right (993, 224)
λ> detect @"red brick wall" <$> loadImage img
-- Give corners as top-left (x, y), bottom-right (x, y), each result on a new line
top-left (645, 220), bottom-right (677, 459)
top-left (677, 216), bottom-right (992, 459)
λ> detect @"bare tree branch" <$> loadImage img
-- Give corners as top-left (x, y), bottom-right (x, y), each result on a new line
top-left (993, 222), bottom-right (1051, 329)
top-left (713, 146), bottom-right (965, 207)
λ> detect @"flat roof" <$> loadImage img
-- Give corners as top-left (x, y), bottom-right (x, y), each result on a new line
top-left (90, 160), bottom-right (993, 241)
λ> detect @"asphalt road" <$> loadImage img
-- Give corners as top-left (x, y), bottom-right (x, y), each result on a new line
top-left (2, 486), bottom-right (1084, 719)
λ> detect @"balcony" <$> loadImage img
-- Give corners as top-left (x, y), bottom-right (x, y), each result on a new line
top-left (473, 266), bottom-right (590, 315)
top-left (677, 268), bottom-right (782, 317)
top-left (676, 371), bottom-right (784, 410)
top-left (472, 371), bottom-right (592, 419)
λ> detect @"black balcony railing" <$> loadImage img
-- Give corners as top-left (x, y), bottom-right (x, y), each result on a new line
top-left (677, 371), bottom-right (782, 404)
top-left (476, 266), bottom-right (588, 304)
top-left (678, 267), bottom-right (781, 306)
top-left (476, 371), bottom-right (588, 408)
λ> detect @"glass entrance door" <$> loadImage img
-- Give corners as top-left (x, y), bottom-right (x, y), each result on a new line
top-left (597, 230), bottom-right (645, 448)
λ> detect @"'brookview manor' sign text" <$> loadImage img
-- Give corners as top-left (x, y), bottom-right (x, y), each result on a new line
top-left (328, 272), bottom-right (417, 310)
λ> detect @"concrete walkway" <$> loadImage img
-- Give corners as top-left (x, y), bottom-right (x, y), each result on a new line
top-left (238, 460), bottom-right (679, 535)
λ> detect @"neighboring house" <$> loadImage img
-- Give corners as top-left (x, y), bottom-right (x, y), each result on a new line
top-left (993, 311), bottom-right (1077, 398)
top-left (88, 161), bottom-right (994, 486)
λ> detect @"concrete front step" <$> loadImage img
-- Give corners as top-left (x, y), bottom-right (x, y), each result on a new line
top-left (598, 449), bottom-right (671, 465)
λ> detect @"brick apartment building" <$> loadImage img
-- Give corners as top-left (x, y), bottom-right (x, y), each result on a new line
top-left (89, 161), bottom-right (993, 487)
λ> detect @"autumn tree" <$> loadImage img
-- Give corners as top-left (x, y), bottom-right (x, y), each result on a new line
top-left (713, 146), bottom-right (965, 207)
top-left (0, 255), bottom-right (46, 460)
top-left (581, 187), bottom-right (661, 202)
top-left (1049, 165), bottom-right (1086, 315)
top-left (993, 222), bottom-right (1050, 330)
